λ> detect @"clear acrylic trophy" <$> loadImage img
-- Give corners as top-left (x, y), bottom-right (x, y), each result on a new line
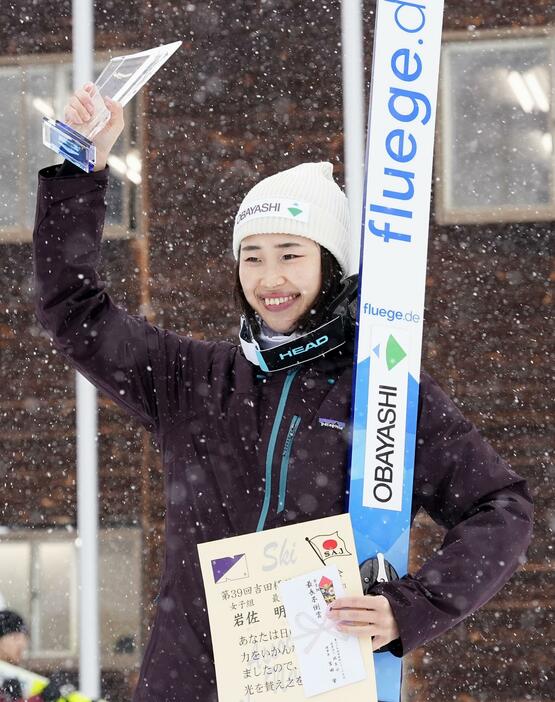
top-left (42, 40), bottom-right (182, 172)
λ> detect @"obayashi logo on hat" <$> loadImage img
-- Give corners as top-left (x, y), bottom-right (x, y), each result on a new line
top-left (287, 203), bottom-right (303, 217)
top-left (235, 198), bottom-right (310, 226)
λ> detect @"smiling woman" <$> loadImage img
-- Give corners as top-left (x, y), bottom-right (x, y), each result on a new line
top-left (235, 243), bottom-right (344, 339)
top-left (233, 162), bottom-right (349, 346)
top-left (32, 89), bottom-right (532, 700)
top-left (238, 233), bottom-right (322, 333)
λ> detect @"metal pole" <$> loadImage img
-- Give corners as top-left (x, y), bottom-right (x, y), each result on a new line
top-left (341, 0), bottom-right (366, 274)
top-left (72, 0), bottom-right (100, 697)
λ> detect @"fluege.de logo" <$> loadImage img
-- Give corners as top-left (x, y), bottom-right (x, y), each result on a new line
top-left (363, 301), bottom-right (420, 323)
top-left (366, 0), bottom-right (437, 246)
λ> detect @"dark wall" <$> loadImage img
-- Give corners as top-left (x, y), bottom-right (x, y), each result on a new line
top-left (0, 2), bottom-right (552, 700)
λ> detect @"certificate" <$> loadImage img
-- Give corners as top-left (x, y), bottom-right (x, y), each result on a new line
top-left (198, 513), bottom-right (377, 701)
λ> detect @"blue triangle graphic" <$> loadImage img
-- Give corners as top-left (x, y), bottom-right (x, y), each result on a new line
top-left (373, 344), bottom-right (380, 358)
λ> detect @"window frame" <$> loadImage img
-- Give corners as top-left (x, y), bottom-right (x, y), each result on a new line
top-left (0, 526), bottom-right (143, 671)
top-left (0, 51), bottom-right (145, 244)
top-left (435, 26), bottom-right (555, 225)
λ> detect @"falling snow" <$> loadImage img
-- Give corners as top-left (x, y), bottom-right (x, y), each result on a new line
top-left (0, 1), bottom-right (552, 701)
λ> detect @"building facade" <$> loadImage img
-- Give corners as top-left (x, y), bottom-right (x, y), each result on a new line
top-left (0, 1), bottom-right (552, 700)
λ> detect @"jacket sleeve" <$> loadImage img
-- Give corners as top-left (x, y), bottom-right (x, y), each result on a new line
top-left (372, 372), bottom-right (533, 656)
top-left (33, 164), bottom-right (219, 434)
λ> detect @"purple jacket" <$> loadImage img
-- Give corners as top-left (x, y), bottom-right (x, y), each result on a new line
top-left (33, 166), bottom-right (532, 702)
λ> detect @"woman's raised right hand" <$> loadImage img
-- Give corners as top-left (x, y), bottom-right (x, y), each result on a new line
top-left (63, 83), bottom-right (124, 171)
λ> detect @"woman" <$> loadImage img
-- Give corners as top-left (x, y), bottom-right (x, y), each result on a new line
top-left (33, 86), bottom-right (532, 702)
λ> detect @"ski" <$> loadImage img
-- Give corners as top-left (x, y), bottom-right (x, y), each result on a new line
top-left (0, 660), bottom-right (106, 702)
top-left (348, 1), bottom-right (445, 701)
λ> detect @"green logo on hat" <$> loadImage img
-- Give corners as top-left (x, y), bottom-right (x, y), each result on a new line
top-left (386, 334), bottom-right (407, 371)
top-left (288, 203), bottom-right (303, 217)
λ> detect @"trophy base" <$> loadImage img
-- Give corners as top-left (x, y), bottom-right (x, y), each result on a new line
top-left (42, 117), bottom-right (97, 173)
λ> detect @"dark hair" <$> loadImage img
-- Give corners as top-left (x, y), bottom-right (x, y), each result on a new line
top-left (0, 610), bottom-right (28, 638)
top-left (234, 246), bottom-right (344, 335)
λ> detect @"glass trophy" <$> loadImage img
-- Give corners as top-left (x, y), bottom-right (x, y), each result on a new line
top-left (42, 40), bottom-right (182, 172)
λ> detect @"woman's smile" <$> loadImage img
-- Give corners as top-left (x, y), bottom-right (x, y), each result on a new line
top-left (259, 292), bottom-right (301, 312)
top-left (239, 233), bottom-right (322, 333)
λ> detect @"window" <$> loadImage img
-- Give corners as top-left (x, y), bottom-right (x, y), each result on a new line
top-left (0, 55), bottom-right (143, 243)
top-left (0, 528), bottom-right (142, 669)
top-left (437, 31), bottom-right (553, 224)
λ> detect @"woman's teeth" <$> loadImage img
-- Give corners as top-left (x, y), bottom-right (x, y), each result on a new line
top-left (263, 295), bottom-right (297, 307)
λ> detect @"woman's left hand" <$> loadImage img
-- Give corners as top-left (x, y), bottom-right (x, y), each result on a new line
top-left (327, 595), bottom-right (400, 651)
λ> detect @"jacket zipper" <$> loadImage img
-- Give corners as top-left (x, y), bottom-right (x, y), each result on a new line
top-left (277, 415), bottom-right (301, 514)
top-left (256, 368), bottom-right (299, 532)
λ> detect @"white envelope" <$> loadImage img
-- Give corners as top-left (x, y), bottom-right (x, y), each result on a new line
top-left (279, 566), bottom-right (368, 697)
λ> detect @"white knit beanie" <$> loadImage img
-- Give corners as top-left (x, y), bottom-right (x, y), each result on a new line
top-left (233, 162), bottom-right (350, 275)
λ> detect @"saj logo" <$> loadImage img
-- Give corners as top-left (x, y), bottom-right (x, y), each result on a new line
top-left (305, 532), bottom-right (352, 565)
